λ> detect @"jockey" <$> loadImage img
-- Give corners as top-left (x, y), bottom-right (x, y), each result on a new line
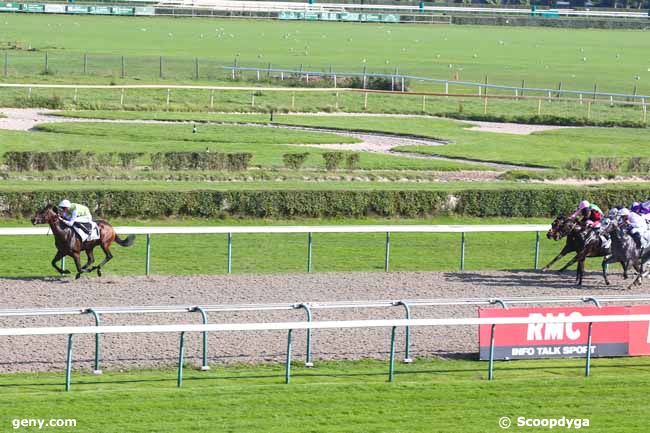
top-left (58, 199), bottom-right (93, 235)
top-left (619, 208), bottom-right (646, 249)
top-left (571, 200), bottom-right (603, 229)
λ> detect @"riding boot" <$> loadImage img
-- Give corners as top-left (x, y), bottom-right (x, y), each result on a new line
top-left (633, 232), bottom-right (642, 249)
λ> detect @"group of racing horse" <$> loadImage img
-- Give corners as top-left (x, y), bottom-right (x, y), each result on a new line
top-left (29, 199), bottom-right (650, 286)
top-left (544, 200), bottom-right (650, 288)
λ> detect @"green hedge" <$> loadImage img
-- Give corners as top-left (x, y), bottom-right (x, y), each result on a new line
top-left (451, 15), bottom-right (650, 30)
top-left (2, 188), bottom-right (646, 219)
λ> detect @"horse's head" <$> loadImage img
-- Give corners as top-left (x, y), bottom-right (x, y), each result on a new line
top-left (547, 215), bottom-right (568, 240)
top-left (31, 203), bottom-right (59, 225)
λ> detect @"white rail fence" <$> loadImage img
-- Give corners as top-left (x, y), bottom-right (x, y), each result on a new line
top-left (1, 294), bottom-right (643, 375)
top-left (0, 224), bottom-right (550, 274)
top-left (3, 311), bottom-right (650, 390)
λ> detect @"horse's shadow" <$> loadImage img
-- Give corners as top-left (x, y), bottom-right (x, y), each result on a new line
top-left (0, 276), bottom-right (70, 282)
top-left (445, 269), bottom-right (629, 291)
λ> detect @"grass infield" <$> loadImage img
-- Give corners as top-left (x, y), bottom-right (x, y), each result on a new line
top-left (0, 357), bottom-right (648, 432)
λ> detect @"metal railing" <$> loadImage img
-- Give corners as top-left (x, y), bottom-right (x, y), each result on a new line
top-left (3, 301), bottom-right (650, 391)
top-left (0, 224), bottom-right (550, 275)
top-left (3, 294), bottom-right (650, 383)
top-left (1, 49), bottom-right (647, 102)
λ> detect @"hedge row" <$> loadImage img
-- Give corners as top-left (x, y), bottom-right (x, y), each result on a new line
top-left (451, 15), bottom-right (650, 30)
top-left (3, 151), bottom-right (253, 172)
top-left (566, 157), bottom-right (650, 173)
top-left (2, 188), bottom-right (647, 219)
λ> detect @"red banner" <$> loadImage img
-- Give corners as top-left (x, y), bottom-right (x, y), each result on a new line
top-left (478, 306), bottom-right (649, 360)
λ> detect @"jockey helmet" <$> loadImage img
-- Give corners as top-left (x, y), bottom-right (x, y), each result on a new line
top-left (58, 199), bottom-right (71, 209)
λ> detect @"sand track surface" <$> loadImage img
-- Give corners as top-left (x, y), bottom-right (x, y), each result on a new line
top-left (0, 270), bottom-right (644, 373)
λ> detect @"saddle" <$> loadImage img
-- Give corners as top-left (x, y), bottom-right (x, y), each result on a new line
top-left (71, 222), bottom-right (100, 243)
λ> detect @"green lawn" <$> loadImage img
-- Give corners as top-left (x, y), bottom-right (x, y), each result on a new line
top-left (2, 14), bottom-right (650, 96)
top-left (48, 111), bottom-right (650, 169)
top-left (1, 357), bottom-right (649, 432)
top-left (0, 216), bottom-right (578, 277)
top-left (0, 121), bottom-right (482, 171)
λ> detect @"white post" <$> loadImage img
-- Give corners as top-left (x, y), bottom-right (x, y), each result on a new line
top-left (166, 89), bottom-right (170, 106)
top-left (477, 86), bottom-right (481, 96)
top-left (401, 76), bottom-right (405, 92)
top-left (547, 90), bottom-right (552, 102)
top-left (579, 94), bottom-right (583, 105)
top-left (256, 70), bottom-right (260, 81)
top-left (120, 88), bottom-right (124, 106)
top-left (210, 90), bottom-right (214, 110)
top-left (610, 95), bottom-right (614, 107)
top-left (280, 71), bottom-right (284, 81)
top-left (28, 87), bottom-right (32, 99)
top-left (422, 95), bottom-right (426, 112)
top-left (334, 75), bottom-right (337, 88)
top-left (251, 94), bottom-right (255, 107)
top-left (73, 88), bottom-right (78, 103)
top-left (445, 81), bottom-right (449, 96)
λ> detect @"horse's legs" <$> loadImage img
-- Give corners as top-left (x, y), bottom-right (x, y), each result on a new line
top-left (542, 245), bottom-right (573, 272)
top-left (602, 256), bottom-right (614, 286)
top-left (93, 243), bottom-right (114, 277)
top-left (559, 255), bottom-right (578, 273)
top-left (82, 249), bottom-right (95, 270)
top-left (575, 257), bottom-right (586, 287)
top-left (51, 251), bottom-right (69, 275)
top-left (71, 252), bottom-right (86, 280)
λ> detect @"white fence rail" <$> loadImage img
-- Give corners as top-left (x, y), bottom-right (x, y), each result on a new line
top-left (4, 311), bottom-right (650, 390)
top-left (0, 224), bottom-right (550, 274)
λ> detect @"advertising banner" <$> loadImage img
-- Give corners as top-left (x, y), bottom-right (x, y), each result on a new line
top-left (134, 7), bottom-right (155, 16)
top-left (20, 3), bottom-right (45, 13)
top-left (66, 5), bottom-right (88, 14)
top-left (88, 5), bottom-right (111, 15)
top-left (478, 306), bottom-right (632, 360)
top-left (0, 2), bottom-right (19, 11)
top-left (111, 6), bottom-right (134, 16)
top-left (44, 3), bottom-right (65, 12)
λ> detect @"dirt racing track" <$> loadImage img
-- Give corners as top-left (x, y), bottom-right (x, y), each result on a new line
top-left (0, 270), bottom-right (645, 374)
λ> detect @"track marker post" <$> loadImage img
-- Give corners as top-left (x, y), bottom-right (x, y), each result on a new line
top-left (388, 326), bottom-right (397, 382)
top-left (145, 234), bottom-right (151, 276)
top-left (177, 332), bottom-right (185, 387)
top-left (534, 231), bottom-right (540, 270)
top-left (585, 322), bottom-right (593, 377)
top-left (65, 334), bottom-right (73, 391)
top-left (488, 324), bottom-right (496, 380)
top-left (285, 329), bottom-right (293, 384)
top-left (460, 232), bottom-right (466, 271)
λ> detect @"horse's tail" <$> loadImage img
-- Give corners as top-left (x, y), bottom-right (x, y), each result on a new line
top-left (115, 234), bottom-right (136, 247)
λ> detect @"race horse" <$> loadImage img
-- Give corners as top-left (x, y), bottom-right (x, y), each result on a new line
top-left (543, 215), bottom-right (616, 286)
top-left (601, 218), bottom-right (650, 288)
top-left (31, 204), bottom-right (135, 279)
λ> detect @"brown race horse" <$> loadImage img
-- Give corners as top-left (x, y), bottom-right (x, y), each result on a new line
top-left (31, 204), bottom-right (135, 279)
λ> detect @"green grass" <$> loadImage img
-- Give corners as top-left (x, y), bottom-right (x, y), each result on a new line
top-left (0, 121), bottom-right (482, 171)
top-left (49, 111), bottom-right (650, 169)
top-left (2, 14), bottom-right (650, 96)
top-left (2, 357), bottom-right (649, 432)
top-left (0, 216), bottom-right (586, 277)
